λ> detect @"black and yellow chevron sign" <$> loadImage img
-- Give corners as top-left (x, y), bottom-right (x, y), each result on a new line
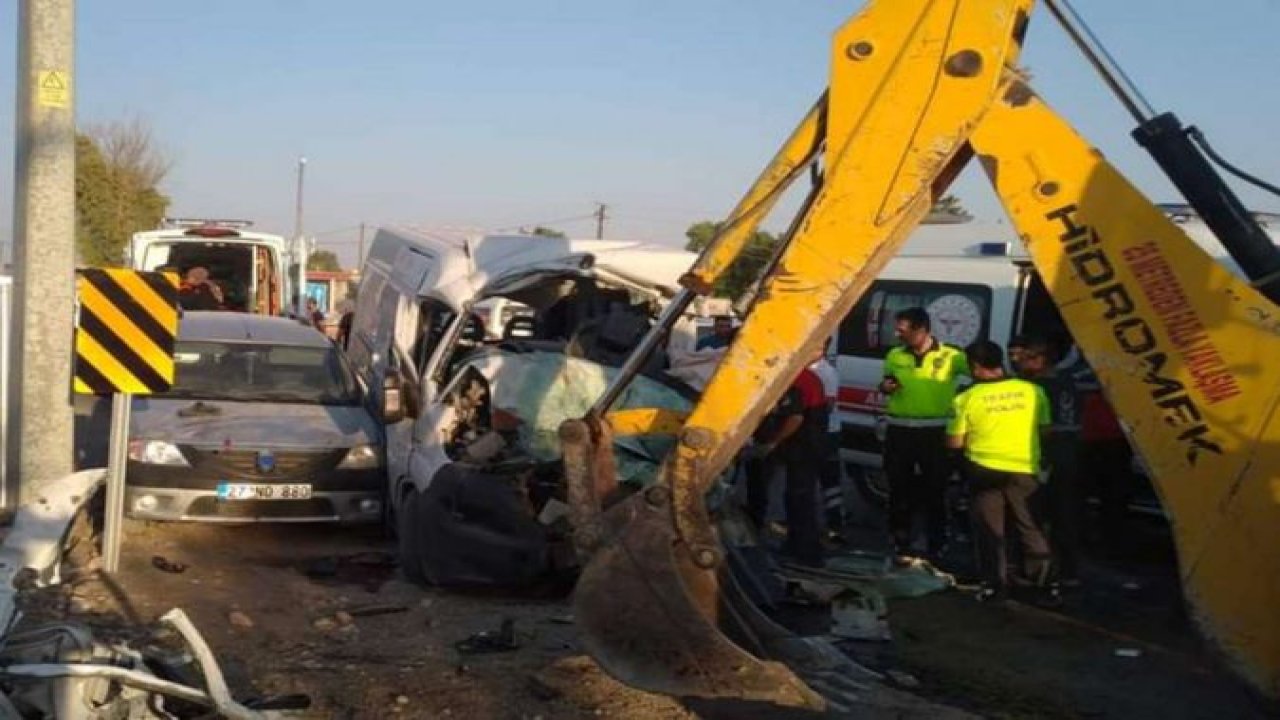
top-left (73, 269), bottom-right (180, 395)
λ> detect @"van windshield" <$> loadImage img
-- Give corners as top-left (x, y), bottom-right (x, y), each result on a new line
top-left (163, 341), bottom-right (361, 406)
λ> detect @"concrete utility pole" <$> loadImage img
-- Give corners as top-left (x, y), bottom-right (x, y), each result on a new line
top-left (7, 0), bottom-right (77, 509)
top-left (293, 156), bottom-right (307, 241)
top-left (594, 202), bottom-right (608, 240)
top-left (293, 156), bottom-right (307, 317)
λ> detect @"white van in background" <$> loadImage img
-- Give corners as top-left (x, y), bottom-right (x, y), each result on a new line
top-left (834, 206), bottom-right (1280, 504)
top-left (128, 218), bottom-right (308, 316)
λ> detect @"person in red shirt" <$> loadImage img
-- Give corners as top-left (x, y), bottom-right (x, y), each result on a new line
top-left (745, 352), bottom-right (829, 567)
top-left (178, 266), bottom-right (224, 311)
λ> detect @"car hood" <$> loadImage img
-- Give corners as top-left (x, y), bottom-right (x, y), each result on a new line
top-left (130, 397), bottom-right (379, 449)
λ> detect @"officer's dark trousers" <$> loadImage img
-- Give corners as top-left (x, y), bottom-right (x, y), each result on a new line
top-left (746, 449), bottom-right (823, 566)
top-left (884, 424), bottom-right (949, 553)
top-left (1082, 438), bottom-right (1135, 557)
top-left (966, 461), bottom-right (1051, 590)
top-left (1044, 434), bottom-right (1082, 580)
top-left (818, 431), bottom-right (844, 529)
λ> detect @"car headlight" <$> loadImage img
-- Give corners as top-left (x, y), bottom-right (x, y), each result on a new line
top-left (127, 439), bottom-right (189, 466)
top-left (337, 444), bottom-right (382, 470)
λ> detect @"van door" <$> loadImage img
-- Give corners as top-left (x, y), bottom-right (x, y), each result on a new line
top-left (383, 293), bottom-right (422, 489)
top-left (402, 301), bottom-right (464, 496)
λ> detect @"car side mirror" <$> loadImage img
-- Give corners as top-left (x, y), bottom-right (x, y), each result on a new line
top-left (383, 374), bottom-right (406, 424)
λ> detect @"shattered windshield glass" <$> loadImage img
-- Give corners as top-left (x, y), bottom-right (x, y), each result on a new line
top-left (476, 350), bottom-right (694, 484)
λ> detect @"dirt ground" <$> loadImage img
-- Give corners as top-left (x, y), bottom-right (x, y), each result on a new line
top-left (15, 509), bottom-right (1272, 720)
top-left (22, 519), bottom-right (698, 719)
top-left (36, 404), bottom-right (1280, 720)
top-left (834, 507), bottom-right (1274, 720)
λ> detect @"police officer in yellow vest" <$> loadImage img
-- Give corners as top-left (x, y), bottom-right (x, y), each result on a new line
top-left (947, 340), bottom-right (1055, 603)
top-left (879, 307), bottom-right (969, 562)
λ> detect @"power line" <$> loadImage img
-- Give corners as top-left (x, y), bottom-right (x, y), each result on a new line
top-left (489, 213), bottom-right (598, 233)
top-left (310, 224), bottom-right (362, 237)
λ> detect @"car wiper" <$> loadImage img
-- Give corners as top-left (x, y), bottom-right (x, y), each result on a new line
top-left (176, 401), bottom-right (222, 418)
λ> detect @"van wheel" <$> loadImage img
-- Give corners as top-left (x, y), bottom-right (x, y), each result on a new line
top-left (398, 489), bottom-right (427, 585)
top-left (851, 464), bottom-right (890, 508)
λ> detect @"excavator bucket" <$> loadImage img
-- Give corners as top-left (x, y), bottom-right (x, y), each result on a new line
top-left (563, 419), bottom-right (864, 712)
top-left (573, 485), bottom-right (825, 710)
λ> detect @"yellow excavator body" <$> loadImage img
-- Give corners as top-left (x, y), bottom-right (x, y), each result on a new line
top-left (564, 0), bottom-right (1280, 707)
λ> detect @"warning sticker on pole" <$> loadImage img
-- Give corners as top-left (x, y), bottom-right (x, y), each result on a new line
top-left (73, 269), bottom-right (180, 395)
top-left (36, 70), bottom-right (71, 108)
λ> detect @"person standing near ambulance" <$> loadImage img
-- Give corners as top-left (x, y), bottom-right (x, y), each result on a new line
top-left (810, 338), bottom-right (846, 538)
top-left (947, 340), bottom-right (1054, 602)
top-left (879, 307), bottom-right (969, 561)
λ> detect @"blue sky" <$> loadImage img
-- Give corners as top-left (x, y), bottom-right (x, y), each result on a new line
top-left (2, 1), bottom-right (1278, 267)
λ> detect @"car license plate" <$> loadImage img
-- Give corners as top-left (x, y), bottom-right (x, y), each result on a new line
top-left (216, 483), bottom-right (312, 501)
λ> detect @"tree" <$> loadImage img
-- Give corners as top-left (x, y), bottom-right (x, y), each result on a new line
top-left (926, 193), bottom-right (973, 224)
top-left (684, 220), bottom-right (780, 299)
top-left (528, 226), bottom-right (566, 239)
top-left (308, 249), bottom-right (342, 271)
top-left (75, 119), bottom-right (171, 265)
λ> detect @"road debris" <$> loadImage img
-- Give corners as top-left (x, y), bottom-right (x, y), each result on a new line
top-left (886, 669), bottom-right (922, 689)
top-left (832, 589), bottom-right (891, 641)
top-left (302, 551), bottom-right (398, 592)
top-left (528, 673), bottom-right (565, 701)
top-left (151, 555), bottom-right (188, 574)
top-left (228, 610), bottom-right (254, 629)
top-left (1115, 648), bottom-right (1144, 658)
top-left (455, 618), bottom-right (519, 654)
top-left (348, 603), bottom-right (410, 618)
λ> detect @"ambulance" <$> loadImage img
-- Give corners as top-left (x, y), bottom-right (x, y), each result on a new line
top-left (128, 218), bottom-right (308, 316)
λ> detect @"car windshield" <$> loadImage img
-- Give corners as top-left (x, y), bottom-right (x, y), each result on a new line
top-left (164, 341), bottom-right (361, 405)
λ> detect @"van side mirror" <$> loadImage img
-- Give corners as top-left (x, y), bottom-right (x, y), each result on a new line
top-left (383, 375), bottom-right (406, 424)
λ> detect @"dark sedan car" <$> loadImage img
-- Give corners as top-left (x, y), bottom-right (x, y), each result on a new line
top-left (126, 312), bottom-right (384, 523)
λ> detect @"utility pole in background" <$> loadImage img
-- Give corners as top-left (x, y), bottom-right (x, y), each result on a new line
top-left (357, 222), bottom-right (366, 269)
top-left (292, 156), bottom-right (307, 317)
top-left (7, 0), bottom-right (77, 509)
top-left (594, 202), bottom-right (608, 240)
top-left (293, 156), bottom-right (307, 242)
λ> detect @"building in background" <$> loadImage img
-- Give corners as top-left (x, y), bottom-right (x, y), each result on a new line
top-left (305, 269), bottom-right (359, 338)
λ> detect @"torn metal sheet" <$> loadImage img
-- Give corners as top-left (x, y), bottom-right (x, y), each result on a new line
top-left (0, 469), bottom-right (106, 625)
top-left (0, 470), bottom-right (301, 717)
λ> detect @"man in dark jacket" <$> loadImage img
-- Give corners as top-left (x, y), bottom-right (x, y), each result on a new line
top-left (746, 353), bottom-right (829, 567)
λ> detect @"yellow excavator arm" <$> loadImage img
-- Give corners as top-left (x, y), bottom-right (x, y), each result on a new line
top-left (563, 0), bottom-right (1280, 707)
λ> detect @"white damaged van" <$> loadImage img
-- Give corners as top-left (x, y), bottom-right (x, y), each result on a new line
top-left (349, 228), bottom-right (702, 586)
